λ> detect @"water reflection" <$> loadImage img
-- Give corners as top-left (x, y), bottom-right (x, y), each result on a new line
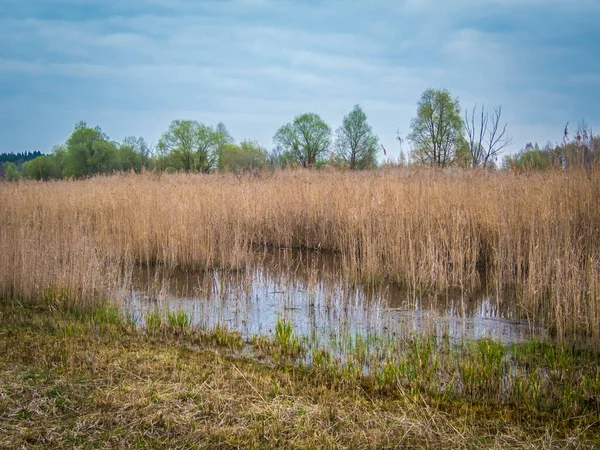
top-left (125, 249), bottom-right (546, 345)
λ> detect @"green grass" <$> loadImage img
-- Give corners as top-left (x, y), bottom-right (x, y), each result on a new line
top-left (166, 307), bottom-right (192, 330)
top-left (0, 299), bottom-right (599, 448)
top-left (273, 319), bottom-right (303, 362)
top-left (211, 324), bottom-right (244, 349)
top-left (144, 307), bottom-right (162, 333)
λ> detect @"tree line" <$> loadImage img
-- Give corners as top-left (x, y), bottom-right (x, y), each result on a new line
top-left (504, 121), bottom-right (599, 170)
top-left (1, 88), bottom-right (597, 181)
top-left (0, 151), bottom-right (42, 166)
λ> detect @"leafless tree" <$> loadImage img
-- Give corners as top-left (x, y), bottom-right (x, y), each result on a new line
top-left (464, 104), bottom-right (513, 168)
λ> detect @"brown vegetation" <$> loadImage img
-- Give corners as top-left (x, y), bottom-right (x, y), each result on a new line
top-left (1, 168), bottom-right (599, 344)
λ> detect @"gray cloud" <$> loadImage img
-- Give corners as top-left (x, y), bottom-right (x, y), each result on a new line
top-left (0, 0), bottom-right (598, 159)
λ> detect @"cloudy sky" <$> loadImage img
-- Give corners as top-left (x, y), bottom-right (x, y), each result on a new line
top-left (1, 0), bottom-right (598, 161)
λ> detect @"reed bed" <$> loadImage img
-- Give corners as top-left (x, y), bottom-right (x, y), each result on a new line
top-left (1, 168), bottom-right (599, 344)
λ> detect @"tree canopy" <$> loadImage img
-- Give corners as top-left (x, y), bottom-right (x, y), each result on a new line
top-left (22, 155), bottom-right (61, 181)
top-left (218, 140), bottom-right (268, 173)
top-left (408, 88), bottom-right (464, 167)
top-left (335, 105), bottom-right (379, 170)
top-left (0, 151), bottom-right (42, 166)
top-left (273, 113), bottom-right (331, 168)
top-left (2, 162), bottom-right (20, 181)
top-left (157, 120), bottom-right (223, 173)
top-left (62, 122), bottom-right (119, 178)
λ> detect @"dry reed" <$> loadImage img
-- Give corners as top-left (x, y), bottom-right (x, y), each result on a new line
top-left (1, 168), bottom-right (599, 344)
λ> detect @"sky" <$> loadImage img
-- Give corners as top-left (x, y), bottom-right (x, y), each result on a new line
top-left (0, 0), bottom-right (599, 162)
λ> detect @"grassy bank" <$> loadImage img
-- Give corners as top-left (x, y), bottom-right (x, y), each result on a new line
top-left (0, 300), bottom-right (598, 449)
top-left (1, 168), bottom-right (599, 345)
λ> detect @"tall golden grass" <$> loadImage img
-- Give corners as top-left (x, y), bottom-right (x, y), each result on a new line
top-left (1, 168), bottom-right (599, 344)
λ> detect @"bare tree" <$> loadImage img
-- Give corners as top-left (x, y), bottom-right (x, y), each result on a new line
top-left (464, 104), bottom-right (512, 168)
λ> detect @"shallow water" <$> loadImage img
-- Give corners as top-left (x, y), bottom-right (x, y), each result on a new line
top-left (124, 249), bottom-right (547, 347)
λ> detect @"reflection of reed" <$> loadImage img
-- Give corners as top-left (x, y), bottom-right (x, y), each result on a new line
top-left (126, 248), bottom-right (541, 347)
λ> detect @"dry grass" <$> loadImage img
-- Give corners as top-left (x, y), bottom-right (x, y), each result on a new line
top-left (0, 302), bottom-right (598, 449)
top-left (1, 168), bottom-right (599, 344)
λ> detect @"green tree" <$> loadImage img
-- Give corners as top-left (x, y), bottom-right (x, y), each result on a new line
top-left (408, 88), bottom-right (464, 167)
top-left (0, 151), bottom-right (42, 166)
top-left (117, 144), bottom-right (144, 173)
top-left (216, 122), bottom-right (234, 147)
top-left (219, 140), bottom-right (268, 173)
top-left (335, 105), bottom-right (379, 170)
top-left (118, 137), bottom-right (152, 173)
top-left (50, 145), bottom-right (67, 175)
top-left (214, 122), bottom-right (235, 166)
top-left (22, 155), bottom-right (62, 180)
top-left (3, 162), bottom-right (20, 181)
top-left (273, 113), bottom-right (331, 168)
top-left (157, 120), bottom-right (221, 173)
top-left (63, 122), bottom-right (119, 178)
top-left (268, 147), bottom-right (297, 168)
top-left (503, 143), bottom-right (553, 170)
top-left (454, 138), bottom-right (472, 168)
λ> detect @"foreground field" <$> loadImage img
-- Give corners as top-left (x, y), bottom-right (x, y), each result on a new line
top-left (1, 301), bottom-right (598, 449)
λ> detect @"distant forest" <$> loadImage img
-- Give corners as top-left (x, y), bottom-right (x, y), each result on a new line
top-left (0, 151), bottom-right (42, 166)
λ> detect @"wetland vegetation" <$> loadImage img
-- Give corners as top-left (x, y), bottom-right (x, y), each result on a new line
top-left (1, 167), bottom-right (599, 447)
